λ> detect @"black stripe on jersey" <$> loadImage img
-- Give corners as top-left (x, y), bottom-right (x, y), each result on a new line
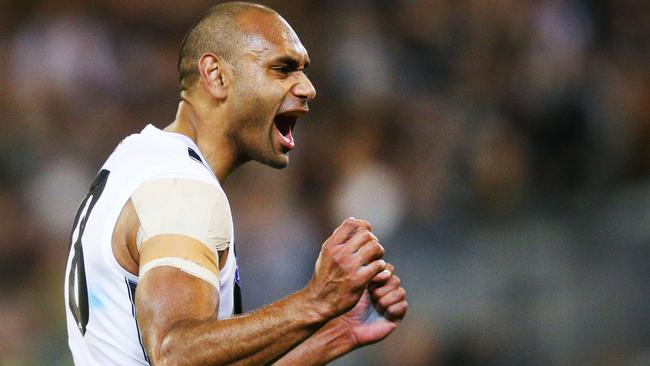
top-left (124, 278), bottom-right (150, 364)
top-left (68, 168), bottom-right (110, 336)
top-left (188, 147), bottom-right (202, 164)
top-left (188, 147), bottom-right (219, 179)
top-left (233, 246), bottom-right (242, 315)
top-left (234, 280), bottom-right (243, 315)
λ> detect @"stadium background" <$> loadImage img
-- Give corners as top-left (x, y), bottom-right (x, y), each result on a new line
top-left (1, 0), bottom-right (649, 364)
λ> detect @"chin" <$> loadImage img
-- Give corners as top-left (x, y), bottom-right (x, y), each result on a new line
top-left (269, 157), bottom-right (290, 169)
top-left (257, 154), bottom-right (290, 169)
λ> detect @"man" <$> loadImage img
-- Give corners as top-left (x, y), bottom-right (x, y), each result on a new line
top-left (64, 2), bottom-right (407, 365)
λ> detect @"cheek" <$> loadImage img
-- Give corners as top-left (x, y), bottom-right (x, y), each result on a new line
top-left (231, 93), bottom-right (274, 144)
top-left (228, 71), bottom-right (287, 136)
top-left (234, 73), bottom-right (279, 108)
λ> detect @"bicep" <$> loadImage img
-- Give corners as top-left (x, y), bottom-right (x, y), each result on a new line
top-left (128, 178), bottom-right (233, 362)
top-left (135, 235), bottom-right (221, 363)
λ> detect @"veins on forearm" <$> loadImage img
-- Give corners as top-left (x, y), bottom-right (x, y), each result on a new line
top-left (155, 289), bottom-right (327, 366)
top-left (273, 319), bottom-right (355, 366)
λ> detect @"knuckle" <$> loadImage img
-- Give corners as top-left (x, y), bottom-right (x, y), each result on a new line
top-left (321, 242), bottom-right (330, 253)
top-left (322, 249), bottom-right (334, 259)
top-left (338, 222), bottom-right (351, 232)
top-left (350, 276), bottom-right (364, 289)
top-left (332, 251), bottom-right (345, 264)
top-left (344, 217), bottom-right (357, 225)
top-left (387, 290), bottom-right (399, 301)
top-left (366, 263), bottom-right (378, 275)
top-left (368, 246), bottom-right (383, 260)
top-left (392, 300), bottom-right (405, 310)
top-left (392, 275), bottom-right (401, 286)
top-left (359, 229), bottom-right (372, 241)
top-left (374, 258), bottom-right (386, 269)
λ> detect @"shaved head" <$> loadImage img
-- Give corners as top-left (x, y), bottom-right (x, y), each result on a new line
top-left (177, 2), bottom-right (278, 91)
top-left (172, 1), bottom-right (315, 171)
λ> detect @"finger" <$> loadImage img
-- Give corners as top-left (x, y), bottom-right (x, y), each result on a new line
top-left (327, 218), bottom-right (371, 247)
top-left (368, 263), bottom-right (394, 291)
top-left (344, 228), bottom-right (379, 253)
top-left (368, 269), bottom-right (391, 293)
top-left (368, 270), bottom-right (392, 294)
top-left (385, 300), bottom-right (408, 322)
top-left (371, 275), bottom-right (401, 300)
top-left (357, 259), bottom-right (386, 285)
top-left (376, 287), bottom-right (406, 312)
top-left (370, 269), bottom-right (392, 284)
top-left (353, 241), bottom-right (384, 270)
top-left (353, 219), bottom-right (372, 232)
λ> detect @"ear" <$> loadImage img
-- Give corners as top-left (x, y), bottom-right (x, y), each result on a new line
top-left (197, 53), bottom-right (230, 100)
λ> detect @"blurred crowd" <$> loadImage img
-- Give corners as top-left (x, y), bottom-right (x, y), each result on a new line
top-left (1, 0), bottom-right (649, 365)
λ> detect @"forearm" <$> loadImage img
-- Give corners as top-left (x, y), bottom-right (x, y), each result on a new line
top-left (158, 288), bottom-right (328, 366)
top-left (273, 319), bottom-right (355, 366)
top-left (140, 217), bottom-right (385, 366)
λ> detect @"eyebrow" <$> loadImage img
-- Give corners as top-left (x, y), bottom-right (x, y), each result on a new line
top-left (274, 56), bottom-right (310, 70)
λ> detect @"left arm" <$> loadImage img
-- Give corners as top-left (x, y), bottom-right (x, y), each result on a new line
top-left (272, 317), bottom-right (355, 366)
top-left (275, 264), bottom-right (407, 365)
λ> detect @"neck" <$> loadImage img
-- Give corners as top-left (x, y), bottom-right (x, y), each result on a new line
top-left (164, 99), bottom-right (245, 183)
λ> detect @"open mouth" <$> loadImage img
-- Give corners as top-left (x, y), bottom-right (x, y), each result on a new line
top-left (274, 114), bottom-right (297, 137)
top-left (274, 113), bottom-right (299, 150)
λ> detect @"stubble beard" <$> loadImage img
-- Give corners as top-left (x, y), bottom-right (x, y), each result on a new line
top-left (232, 96), bottom-right (289, 169)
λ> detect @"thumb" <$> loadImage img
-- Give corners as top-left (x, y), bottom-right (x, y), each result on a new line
top-left (356, 320), bottom-right (398, 345)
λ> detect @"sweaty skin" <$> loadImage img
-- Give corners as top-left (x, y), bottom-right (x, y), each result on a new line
top-left (111, 4), bottom-right (407, 365)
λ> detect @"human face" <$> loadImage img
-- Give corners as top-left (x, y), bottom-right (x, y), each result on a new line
top-left (227, 14), bottom-right (316, 169)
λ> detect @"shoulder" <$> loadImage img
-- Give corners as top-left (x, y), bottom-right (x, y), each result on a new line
top-left (132, 177), bottom-right (233, 253)
top-left (133, 178), bottom-right (226, 205)
top-left (107, 125), bottom-right (219, 188)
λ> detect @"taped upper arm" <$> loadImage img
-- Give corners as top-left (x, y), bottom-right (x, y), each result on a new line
top-left (132, 178), bottom-right (232, 252)
top-left (131, 178), bottom-right (233, 287)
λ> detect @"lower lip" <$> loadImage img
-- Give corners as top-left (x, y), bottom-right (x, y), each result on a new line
top-left (274, 124), bottom-right (295, 151)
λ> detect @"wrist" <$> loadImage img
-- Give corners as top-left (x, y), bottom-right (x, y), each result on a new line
top-left (273, 317), bottom-right (356, 366)
top-left (314, 319), bottom-right (357, 363)
top-left (300, 319), bottom-right (356, 366)
top-left (298, 285), bottom-right (336, 324)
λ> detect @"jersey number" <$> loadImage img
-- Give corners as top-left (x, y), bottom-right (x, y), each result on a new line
top-left (67, 169), bottom-right (110, 335)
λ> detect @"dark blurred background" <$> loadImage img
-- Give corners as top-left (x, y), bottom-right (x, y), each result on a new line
top-left (1, 0), bottom-right (649, 365)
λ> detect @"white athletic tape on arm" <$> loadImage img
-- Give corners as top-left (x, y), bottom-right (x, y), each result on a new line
top-left (131, 178), bottom-right (232, 253)
top-left (136, 225), bottom-right (145, 248)
top-left (140, 257), bottom-right (220, 288)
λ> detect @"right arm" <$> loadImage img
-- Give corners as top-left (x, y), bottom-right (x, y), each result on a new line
top-left (136, 218), bottom-right (386, 366)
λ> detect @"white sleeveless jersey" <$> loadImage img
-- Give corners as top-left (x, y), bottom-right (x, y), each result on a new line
top-left (64, 125), bottom-right (241, 365)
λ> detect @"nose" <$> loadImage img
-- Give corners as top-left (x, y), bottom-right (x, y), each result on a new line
top-left (292, 72), bottom-right (316, 101)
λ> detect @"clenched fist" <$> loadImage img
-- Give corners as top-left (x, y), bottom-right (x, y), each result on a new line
top-left (307, 218), bottom-right (386, 319)
top-left (335, 262), bottom-right (407, 347)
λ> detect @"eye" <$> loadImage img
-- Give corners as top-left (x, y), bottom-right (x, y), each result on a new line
top-left (272, 65), bottom-right (293, 74)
